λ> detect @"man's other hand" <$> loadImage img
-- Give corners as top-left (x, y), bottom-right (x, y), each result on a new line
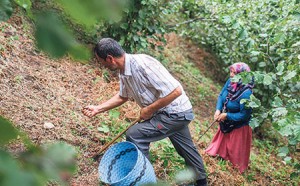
top-left (140, 106), bottom-right (154, 120)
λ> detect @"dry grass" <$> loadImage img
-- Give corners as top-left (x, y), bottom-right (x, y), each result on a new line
top-left (0, 15), bottom-right (140, 185)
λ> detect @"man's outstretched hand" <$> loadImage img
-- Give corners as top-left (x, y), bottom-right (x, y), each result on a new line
top-left (82, 105), bottom-right (100, 117)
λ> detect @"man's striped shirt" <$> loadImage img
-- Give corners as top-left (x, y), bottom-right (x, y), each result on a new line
top-left (119, 53), bottom-right (192, 113)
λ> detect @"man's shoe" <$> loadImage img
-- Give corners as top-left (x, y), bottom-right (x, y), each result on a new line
top-left (195, 178), bottom-right (207, 186)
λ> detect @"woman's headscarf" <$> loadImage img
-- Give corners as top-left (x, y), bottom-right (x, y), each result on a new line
top-left (227, 62), bottom-right (254, 100)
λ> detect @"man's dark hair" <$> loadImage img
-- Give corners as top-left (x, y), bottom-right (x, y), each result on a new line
top-left (94, 38), bottom-right (125, 59)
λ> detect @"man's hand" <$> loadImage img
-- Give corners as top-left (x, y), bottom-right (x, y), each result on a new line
top-left (140, 106), bottom-right (154, 120)
top-left (216, 113), bottom-right (227, 122)
top-left (82, 105), bottom-right (100, 117)
top-left (214, 110), bottom-right (221, 121)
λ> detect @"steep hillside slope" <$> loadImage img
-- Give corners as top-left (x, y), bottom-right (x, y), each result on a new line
top-left (1, 14), bottom-right (298, 186)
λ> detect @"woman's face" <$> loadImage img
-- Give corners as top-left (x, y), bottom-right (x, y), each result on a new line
top-left (230, 68), bottom-right (236, 78)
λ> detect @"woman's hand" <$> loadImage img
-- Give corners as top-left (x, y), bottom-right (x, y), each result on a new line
top-left (214, 110), bottom-right (221, 121)
top-left (216, 113), bottom-right (227, 122)
top-left (82, 105), bottom-right (101, 117)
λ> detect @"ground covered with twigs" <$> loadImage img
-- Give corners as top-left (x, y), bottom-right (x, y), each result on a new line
top-left (1, 14), bottom-right (298, 186)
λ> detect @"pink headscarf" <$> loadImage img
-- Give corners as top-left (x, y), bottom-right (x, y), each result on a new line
top-left (227, 62), bottom-right (253, 100)
top-left (230, 62), bottom-right (251, 74)
top-left (229, 62), bottom-right (251, 92)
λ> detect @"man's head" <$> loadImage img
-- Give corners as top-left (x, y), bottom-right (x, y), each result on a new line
top-left (94, 38), bottom-right (125, 71)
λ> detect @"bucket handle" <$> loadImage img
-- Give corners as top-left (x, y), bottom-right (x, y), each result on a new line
top-left (93, 118), bottom-right (141, 161)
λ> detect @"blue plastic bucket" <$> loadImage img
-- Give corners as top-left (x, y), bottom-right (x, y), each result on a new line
top-left (98, 141), bottom-right (157, 186)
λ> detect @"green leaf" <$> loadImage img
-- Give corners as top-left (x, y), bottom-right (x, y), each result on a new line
top-left (249, 95), bottom-right (261, 108)
top-left (0, 0), bottom-right (13, 21)
top-left (272, 107), bottom-right (288, 118)
top-left (283, 71), bottom-right (297, 82)
top-left (35, 12), bottom-right (89, 61)
top-left (250, 51), bottom-right (260, 56)
top-left (223, 48), bottom-right (229, 53)
top-left (141, 41), bottom-right (147, 48)
top-left (253, 72), bottom-right (265, 84)
top-left (230, 74), bottom-right (240, 82)
top-left (292, 11), bottom-right (300, 20)
top-left (35, 12), bottom-right (72, 58)
top-left (42, 142), bottom-right (77, 182)
top-left (120, 23), bottom-right (128, 29)
top-left (278, 146), bottom-right (289, 157)
top-left (248, 100), bottom-right (260, 108)
top-left (250, 57), bottom-right (258, 62)
top-left (262, 111), bottom-right (269, 119)
top-left (133, 35), bottom-right (139, 42)
top-left (109, 109), bottom-right (120, 119)
top-left (294, 125), bottom-right (300, 142)
top-left (13, 0), bottom-right (31, 10)
top-left (279, 124), bottom-right (294, 137)
top-left (258, 62), bottom-right (266, 67)
top-left (259, 33), bottom-right (268, 38)
top-left (246, 38), bottom-right (255, 49)
top-left (221, 15), bottom-right (231, 24)
top-left (277, 118), bottom-right (288, 127)
top-left (238, 29), bottom-right (248, 39)
top-left (272, 96), bottom-right (283, 107)
top-left (274, 33), bottom-right (286, 43)
top-left (276, 62), bottom-right (285, 75)
top-left (0, 150), bottom-right (37, 186)
top-left (249, 118), bottom-right (260, 129)
top-left (292, 41), bottom-right (300, 47)
top-left (0, 116), bottom-right (18, 145)
top-left (97, 125), bottom-right (110, 133)
top-left (263, 74), bottom-right (272, 85)
top-left (54, 0), bottom-right (98, 27)
top-left (284, 156), bottom-right (291, 163)
top-left (232, 21), bottom-right (240, 29)
top-left (240, 99), bottom-right (248, 105)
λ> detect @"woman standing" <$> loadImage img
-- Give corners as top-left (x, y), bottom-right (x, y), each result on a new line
top-left (205, 62), bottom-right (254, 173)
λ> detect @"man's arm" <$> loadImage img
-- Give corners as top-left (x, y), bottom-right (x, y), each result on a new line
top-left (82, 93), bottom-right (128, 117)
top-left (140, 86), bottom-right (182, 120)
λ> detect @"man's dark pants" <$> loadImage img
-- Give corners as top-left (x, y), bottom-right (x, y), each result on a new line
top-left (126, 109), bottom-right (207, 181)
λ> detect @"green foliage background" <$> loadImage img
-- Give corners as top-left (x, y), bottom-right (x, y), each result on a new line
top-left (172, 0), bottom-right (300, 149)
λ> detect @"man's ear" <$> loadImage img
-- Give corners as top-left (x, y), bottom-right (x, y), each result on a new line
top-left (106, 55), bottom-right (114, 63)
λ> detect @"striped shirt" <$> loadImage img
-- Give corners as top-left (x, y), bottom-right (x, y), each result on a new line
top-left (119, 53), bottom-right (192, 113)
